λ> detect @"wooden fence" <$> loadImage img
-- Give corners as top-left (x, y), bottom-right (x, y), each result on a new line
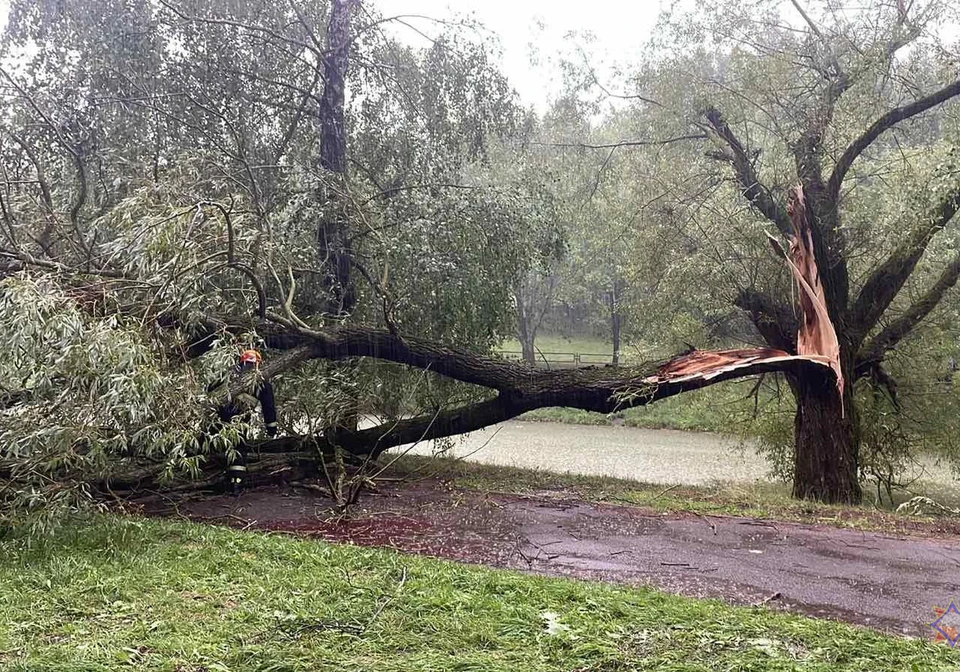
top-left (496, 350), bottom-right (617, 368)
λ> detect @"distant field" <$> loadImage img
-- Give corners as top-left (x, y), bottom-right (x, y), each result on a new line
top-left (498, 334), bottom-right (634, 366)
top-left (498, 334), bottom-right (765, 433)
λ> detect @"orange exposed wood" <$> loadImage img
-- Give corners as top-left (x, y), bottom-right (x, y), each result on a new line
top-left (646, 185), bottom-right (843, 394)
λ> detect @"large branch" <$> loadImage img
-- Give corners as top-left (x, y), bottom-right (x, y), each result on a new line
top-left (734, 288), bottom-right (798, 352)
top-left (849, 185), bottom-right (960, 343)
top-left (857, 253), bottom-right (960, 371)
top-left (258, 397), bottom-right (516, 459)
top-left (255, 354), bottom-right (828, 460)
top-left (244, 314), bottom-right (837, 458)
top-left (828, 78), bottom-right (960, 199)
top-left (704, 107), bottom-right (793, 237)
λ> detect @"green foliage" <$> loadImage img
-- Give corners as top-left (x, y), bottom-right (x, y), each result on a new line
top-left (0, 516), bottom-right (955, 670)
top-left (0, 0), bottom-right (570, 522)
top-left (0, 276), bottom-right (202, 529)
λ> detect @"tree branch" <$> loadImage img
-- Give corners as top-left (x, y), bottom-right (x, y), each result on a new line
top-left (857, 253), bottom-right (960, 369)
top-left (252, 348), bottom-right (830, 460)
top-left (703, 107), bottom-right (792, 236)
top-left (532, 135), bottom-right (707, 150)
top-left (157, 0), bottom-right (323, 56)
top-left (255, 315), bottom-right (833, 411)
top-left (828, 78), bottom-right (960, 199)
top-left (203, 201), bottom-right (268, 319)
top-left (259, 396), bottom-right (515, 459)
top-left (734, 288), bottom-right (798, 352)
top-left (849, 185), bottom-right (960, 342)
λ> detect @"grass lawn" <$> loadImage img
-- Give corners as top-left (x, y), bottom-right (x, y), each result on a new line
top-left (499, 334), bottom-right (622, 360)
top-left (0, 515), bottom-right (957, 671)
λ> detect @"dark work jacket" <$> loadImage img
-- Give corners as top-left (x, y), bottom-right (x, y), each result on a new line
top-left (208, 365), bottom-right (278, 435)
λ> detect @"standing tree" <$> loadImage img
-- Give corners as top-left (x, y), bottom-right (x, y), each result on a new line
top-left (608, 0), bottom-right (960, 502)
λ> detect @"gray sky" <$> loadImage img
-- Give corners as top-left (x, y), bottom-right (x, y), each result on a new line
top-left (0, 0), bottom-right (663, 110)
top-left (374, 0), bottom-right (665, 109)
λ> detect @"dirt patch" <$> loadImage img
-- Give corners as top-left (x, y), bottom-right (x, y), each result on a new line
top-left (144, 479), bottom-right (960, 639)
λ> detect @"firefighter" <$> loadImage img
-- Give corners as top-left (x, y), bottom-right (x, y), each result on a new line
top-left (208, 349), bottom-right (278, 494)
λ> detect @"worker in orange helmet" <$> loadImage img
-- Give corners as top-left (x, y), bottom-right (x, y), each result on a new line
top-left (207, 348), bottom-right (279, 495)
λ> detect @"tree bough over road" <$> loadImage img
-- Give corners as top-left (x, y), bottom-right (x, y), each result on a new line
top-left (1, 0), bottom-right (960, 520)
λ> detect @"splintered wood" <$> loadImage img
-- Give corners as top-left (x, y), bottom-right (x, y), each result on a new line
top-left (646, 185), bottom-right (843, 395)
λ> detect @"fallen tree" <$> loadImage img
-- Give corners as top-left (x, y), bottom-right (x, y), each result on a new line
top-left (106, 203), bottom-right (840, 496)
top-left (3, 0), bottom-right (960, 520)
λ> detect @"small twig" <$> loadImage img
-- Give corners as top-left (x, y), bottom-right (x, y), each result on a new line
top-left (291, 480), bottom-right (333, 497)
top-left (525, 537), bottom-right (561, 561)
top-left (363, 567), bottom-right (407, 633)
top-left (513, 536), bottom-right (535, 567)
top-left (652, 484), bottom-right (681, 499)
top-left (752, 591), bottom-right (782, 607)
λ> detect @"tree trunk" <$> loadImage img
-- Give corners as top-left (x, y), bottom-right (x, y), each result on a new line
top-left (791, 369), bottom-right (861, 504)
top-left (316, 0), bottom-right (359, 431)
top-left (520, 337), bottom-right (536, 365)
top-left (317, 0), bottom-right (357, 316)
top-left (610, 278), bottom-right (623, 366)
top-left (515, 286), bottom-right (537, 365)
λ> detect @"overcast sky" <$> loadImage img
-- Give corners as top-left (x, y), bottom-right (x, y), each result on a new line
top-left (373, 0), bottom-right (665, 109)
top-left (0, 0), bottom-right (663, 110)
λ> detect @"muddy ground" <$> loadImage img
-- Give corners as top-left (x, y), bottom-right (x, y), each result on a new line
top-left (149, 478), bottom-right (960, 640)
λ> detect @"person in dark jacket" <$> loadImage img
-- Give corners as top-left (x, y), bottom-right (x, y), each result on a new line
top-left (207, 349), bottom-right (278, 494)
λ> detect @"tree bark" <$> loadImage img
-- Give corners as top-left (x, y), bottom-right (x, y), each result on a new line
top-left (520, 337), bottom-right (536, 365)
top-left (316, 0), bottom-right (357, 316)
top-left (610, 278), bottom-right (623, 366)
top-left (792, 367), bottom-right (861, 503)
top-left (515, 288), bottom-right (536, 365)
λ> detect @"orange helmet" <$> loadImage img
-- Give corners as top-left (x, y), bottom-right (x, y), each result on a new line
top-left (239, 349), bottom-right (262, 366)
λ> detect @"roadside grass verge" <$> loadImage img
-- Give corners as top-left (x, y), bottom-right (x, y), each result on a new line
top-left (1, 515), bottom-right (956, 671)
top-left (387, 455), bottom-right (960, 535)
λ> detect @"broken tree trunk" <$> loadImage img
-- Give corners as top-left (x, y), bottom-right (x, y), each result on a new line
top-left (779, 186), bottom-right (858, 504)
top-left (246, 313), bottom-right (840, 461)
top-left (94, 338), bottom-right (837, 498)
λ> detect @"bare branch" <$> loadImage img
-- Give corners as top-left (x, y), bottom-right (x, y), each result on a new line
top-left (703, 106), bottom-right (792, 236)
top-left (0, 249), bottom-right (129, 279)
top-left (202, 201), bottom-right (268, 319)
top-left (828, 78), bottom-right (960, 199)
top-left (157, 0), bottom-right (322, 56)
top-left (531, 135), bottom-right (707, 150)
top-left (849, 186), bottom-right (960, 341)
top-left (857, 253), bottom-right (960, 368)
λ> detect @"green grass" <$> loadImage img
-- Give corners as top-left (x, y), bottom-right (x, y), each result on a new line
top-left (499, 334), bottom-right (622, 360)
top-left (1, 516), bottom-right (956, 671)
top-left (389, 456), bottom-right (960, 534)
